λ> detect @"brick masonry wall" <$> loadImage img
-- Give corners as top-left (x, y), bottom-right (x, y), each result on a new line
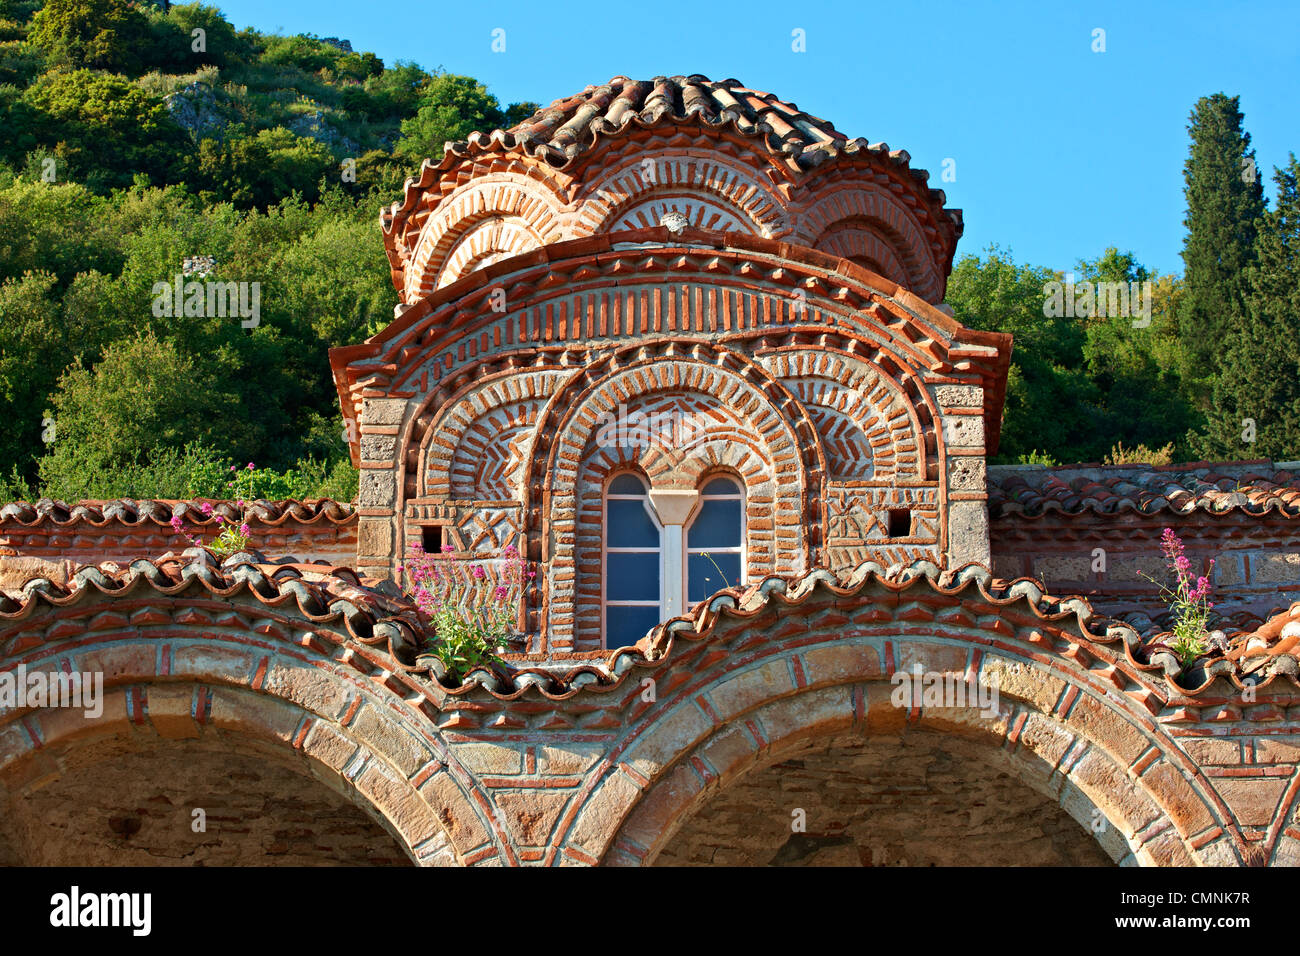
top-left (3, 559), bottom-right (1299, 865)
top-left (0, 512), bottom-right (358, 594)
top-left (991, 511), bottom-right (1300, 620)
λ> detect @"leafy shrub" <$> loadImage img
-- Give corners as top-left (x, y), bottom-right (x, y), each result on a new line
top-left (1104, 441), bottom-right (1175, 466)
top-left (401, 543), bottom-right (532, 683)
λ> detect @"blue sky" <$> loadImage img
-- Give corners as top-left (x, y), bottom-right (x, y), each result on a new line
top-left (217, 0), bottom-right (1299, 276)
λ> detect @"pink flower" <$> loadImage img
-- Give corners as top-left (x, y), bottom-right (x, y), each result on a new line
top-left (239, 523), bottom-right (251, 536)
top-left (494, 585), bottom-right (508, 602)
top-left (1174, 555), bottom-right (1191, 572)
top-left (472, 565), bottom-right (486, 579)
top-left (169, 515), bottom-right (184, 532)
top-left (441, 544), bottom-right (454, 554)
top-left (527, 570), bottom-right (536, 579)
top-left (247, 462), bottom-right (255, 470)
top-left (200, 502), bottom-right (214, 516)
top-left (230, 465), bottom-right (237, 472)
top-left (503, 544), bottom-right (518, 558)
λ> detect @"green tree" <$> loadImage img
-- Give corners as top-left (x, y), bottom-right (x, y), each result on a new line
top-left (23, 69), bottom-right (186, 188)
top-left (944, 247), bottom-right (1104, 463)
top-left (28, 0), bottom-right (148, 73)
top-left (186, 126), bottom-right (335, 208)
top-left (395, 73), bottom-right (536, 162)
top-left (1177, 93), bottom-right (1266, 408)
top-left (35, 333), bottom-right (240, 498)
top-left (1198, 155), bottom-right (1300, 460)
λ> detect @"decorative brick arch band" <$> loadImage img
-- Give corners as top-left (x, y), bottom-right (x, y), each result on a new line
top-left (0, 577), bottom-right (516, 867)
top-left (406, 177), bottom-right (566, 301)
top-left (577, 148), bottom-right (789, 238)
top-left (761, 348), bottom-right (929, 483)
top-left (525, 343), bottom-right (829, 649)
top-left (550, 570), bottom-right (1246, 867)
top-left (419, 366), bottom-right (573, 501)
top-left (793, 173), bottom-right (947, 303)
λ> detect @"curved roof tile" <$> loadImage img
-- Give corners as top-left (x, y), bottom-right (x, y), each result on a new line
top-left (989, 463), bottom-right (1300, 519)
top-left (381, 73), bottom-right (960, 242)
top-left (0, 498), bottom-right (356, 529)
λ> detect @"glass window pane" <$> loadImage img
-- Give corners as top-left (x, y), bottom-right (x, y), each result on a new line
top-left (606, 551), bottom-right (660, 601)
top-left (688, 552), bottom-right (742, 601)
top-left (701, 477), bottom-right (740, 496)
top-left (607, 498), bottom-right (659, 547)
top-left (608, 473), bottom-right (646, 495)
top-left (688, 498), bottom-right (742, 548)
top-left (606, 604), bottom-right (663, 649)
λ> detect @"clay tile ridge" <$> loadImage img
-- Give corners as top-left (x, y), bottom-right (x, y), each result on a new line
top-left (987, 460), bottom-right (1300, 519)
top-left (0, 498), bottom-right (356, 529)
top-left (412, 561), bottom-right (1163, 703)
top-left (381, 73), bottom-right (958, 240)
top-left (0, 548), bottom-right (422, 663)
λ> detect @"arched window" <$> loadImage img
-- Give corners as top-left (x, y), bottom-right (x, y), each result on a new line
top-left (686, 476), bottom-right (744, 602)
top-left (603, 473), bottom-right (663, 649)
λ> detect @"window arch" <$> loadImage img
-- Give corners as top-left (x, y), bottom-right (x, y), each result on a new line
top-left (686, 476), bottom-right (745, 602)
top-left (603, 473), bottom-right (663, 649)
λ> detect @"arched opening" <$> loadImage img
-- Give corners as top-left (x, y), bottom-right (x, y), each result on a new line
top-left (653, 729), bottom-right (1114, 866)
top-left (0, 731), bottom-right (414, 866)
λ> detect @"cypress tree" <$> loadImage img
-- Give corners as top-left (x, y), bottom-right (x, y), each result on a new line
top-left (1198, 156), bottom-right (1300, 460)
top-left (1177, 94), bottom-right (1265, 412)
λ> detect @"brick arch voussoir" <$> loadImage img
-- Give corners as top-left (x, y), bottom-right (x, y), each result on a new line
top-left (790, 167), bottom-right (950, 300)
top-left (574, 142), bottom-right (793, 238)
top-left (407, 176), bottom-right (566, 301)
top-left (525, 344), bottom-right (829, 644)
top-left (411, 359), bottom-right (577, 502)
top-left (527, 343), bottom-right (827, 526)
top-left (759, 344), bottom-right (934, 482)
top-left (558, 608), bottom-right (1225, 867)
top-left (0, 592), bottom-right (510, 867)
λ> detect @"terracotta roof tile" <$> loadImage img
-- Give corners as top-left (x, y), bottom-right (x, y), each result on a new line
top-left (382, 73), bottom-right (960, 244)
top-left (989, 462), bottom-right (1300, 519)
top-left (0, 498), bottom-right (355, 529)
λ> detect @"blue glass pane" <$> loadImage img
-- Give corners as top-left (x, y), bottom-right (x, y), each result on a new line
top-left (606, 604), bottom-right (663, 649)
top-left (701, 477), bottom-right (740, 496)
top-left (689, 551), bottom-right (742, 601)
top-left (606, 551), bottom-right (660, 601)
top-left (688, 498), bottom-right (742, 548)
top-left (608, 473), bottom-right (646, 494)
top-left (607, 499), bottom-right (659, 547)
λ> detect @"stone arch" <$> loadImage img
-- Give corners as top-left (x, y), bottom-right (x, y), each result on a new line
top-left (794, 179), bottom-right (945, 303)
top-left (420, 366), bottom-right (573, 500)
top-left (438, 217), bottom-right (543, 290)
top-left (524, 343), bottom-right (829, 650)
top-left (405, 177), bottom-right (565, 301)
top-left (0, 583), bottom-right (513, 866)
top-left (571, 396), bottom-right (787, 650)
top-left (554, 579), bottom-right (1238, 867)
top-left (577, 150), bottom-right (788, 238)
top-left (758, 348), bottom-right (929, 482)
